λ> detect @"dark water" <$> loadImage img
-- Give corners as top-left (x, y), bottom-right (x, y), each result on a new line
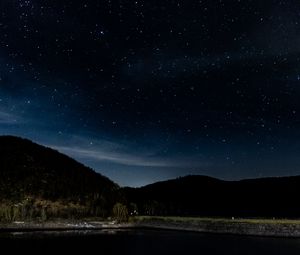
top-left (1, 229), bottom-right (300, 255)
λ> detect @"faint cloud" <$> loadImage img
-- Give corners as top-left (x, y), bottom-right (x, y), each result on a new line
top-left (0, 111), bottom-right (20, 124)
top-left (49, 136), bottom-right (211, 168)
top-left (51, 146), bottom-right (173, 167)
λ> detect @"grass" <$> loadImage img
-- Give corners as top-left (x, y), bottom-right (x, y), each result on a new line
top-left (133, 216), bottom-right (300, 225)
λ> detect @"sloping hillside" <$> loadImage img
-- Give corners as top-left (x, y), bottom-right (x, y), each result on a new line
top-left (0, 136), bottom-right (121, 219)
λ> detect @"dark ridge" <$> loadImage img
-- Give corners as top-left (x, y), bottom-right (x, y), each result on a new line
top-left (2, 135), bottom-right (300, 219)
top-left (0, 135), bottom-right (119, 207)
top-left (123, 174), bottom-right (300, 218)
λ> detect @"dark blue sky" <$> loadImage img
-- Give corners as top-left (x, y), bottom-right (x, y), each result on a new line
top-left (1, 0), bottom-right (300, 186)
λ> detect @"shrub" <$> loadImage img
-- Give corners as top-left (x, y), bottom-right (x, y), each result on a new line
top-left (112, 203), bottom-right (129, 222)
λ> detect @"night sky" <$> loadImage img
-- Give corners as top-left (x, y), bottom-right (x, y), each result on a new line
top-left (1, 1), bottom-right (300, 187)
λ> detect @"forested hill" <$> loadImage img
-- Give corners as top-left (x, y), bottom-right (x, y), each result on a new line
top-left (0, 136), bottom-right (120, 218)
top-left (123, 175), bottom-right (300, 218)
top-left (2, 135), bottom-right (300, 220)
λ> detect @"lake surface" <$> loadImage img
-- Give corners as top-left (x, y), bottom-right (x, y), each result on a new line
top-left (1, 229), bottom-right (300, 255)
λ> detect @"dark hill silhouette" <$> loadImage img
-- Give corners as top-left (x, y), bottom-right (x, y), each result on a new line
top-left (123, 175), bottom-right (300, 218)
top-left (0, 136), bottom-right (120, 218)
top-left (2, 135), bottom-right (300, 219)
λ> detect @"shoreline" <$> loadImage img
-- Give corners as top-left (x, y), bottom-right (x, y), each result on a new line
top-left (133, 217), bottom-right (300, 238)
top-left (2, 217), bottom-right (300, 238)
top-left (0, 220), bottom-right (136, 232)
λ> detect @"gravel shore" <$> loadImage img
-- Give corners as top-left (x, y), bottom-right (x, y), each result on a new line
top-left (134, 217), bottom-right (300, 237)
top-left (2, 218), bottom-right (300, 237)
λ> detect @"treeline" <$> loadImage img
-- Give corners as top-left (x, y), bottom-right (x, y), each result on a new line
top-left (0, 200), bottom-right (92, 222)
top-left (0, 199), bottom-right (131, 223)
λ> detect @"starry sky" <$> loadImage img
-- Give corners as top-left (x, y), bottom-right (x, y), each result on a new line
top-left (1, 0), bottom-right (300, 187)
